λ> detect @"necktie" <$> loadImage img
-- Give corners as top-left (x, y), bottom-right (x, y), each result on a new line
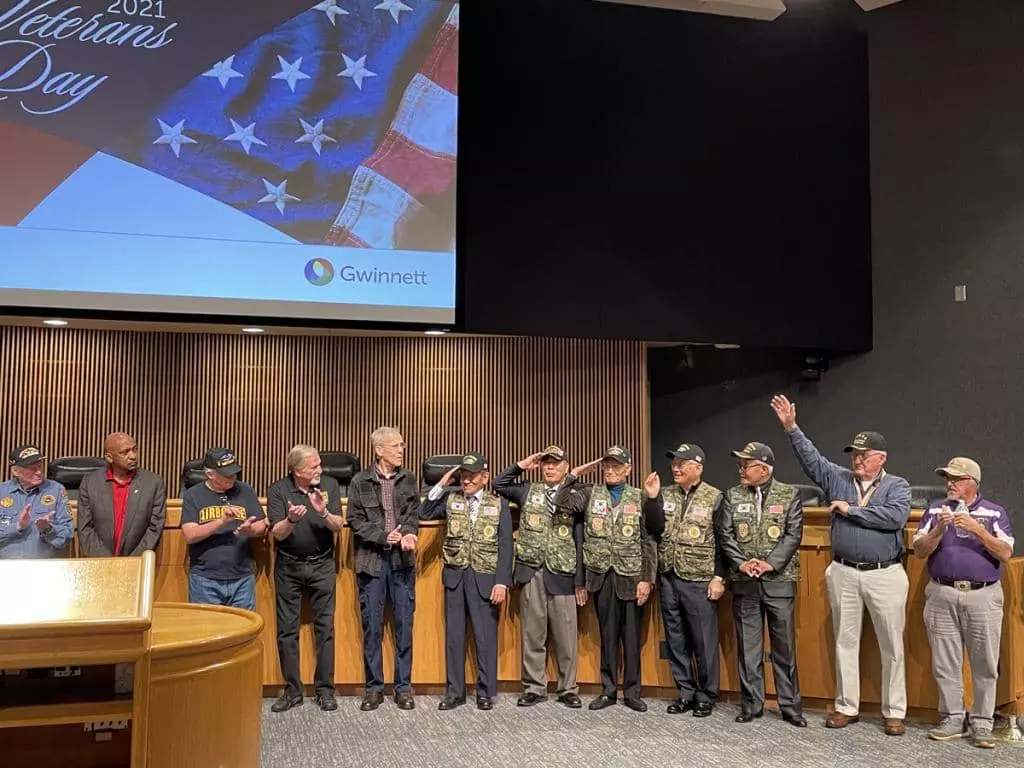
top-left (469, 495), bottom-right (479, 526)
top-left (755, 486), bottom-right (763, 525)
top-left (544, 485), bottom-right (557, 515)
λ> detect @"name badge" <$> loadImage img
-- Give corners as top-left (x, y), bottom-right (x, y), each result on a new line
top-left (663, 501), bottom-right (677, 513)
top-left (737, 503), bottom-right (752, 515)
top-left (451, 501), bottom-right (465, 512)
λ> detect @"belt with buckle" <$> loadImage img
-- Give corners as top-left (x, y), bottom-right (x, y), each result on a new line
top-left (833, 556), bottom-right (901, 571)
top-left (934, 578), bottom-right (997, 592)
top-left (277, 549), bottom-right (332, 564)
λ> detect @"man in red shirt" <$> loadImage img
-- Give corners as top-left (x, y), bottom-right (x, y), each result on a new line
top-left (78, 432), bottom-right (167, 557)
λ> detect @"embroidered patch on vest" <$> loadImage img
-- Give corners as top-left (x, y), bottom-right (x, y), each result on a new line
top-left (622, 525), bottom-right (634, 537)
top-left (558, 525), bottom-right (570, 537)
top-left (593, 518), bottom-right (604, 531)
top-left (737, 522), bottom-right (750, 538)
top-left (767, 525), bottom-right (781, 540)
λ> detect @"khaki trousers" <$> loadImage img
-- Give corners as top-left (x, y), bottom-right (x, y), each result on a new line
top-left (520, 569), bottom-right (579, 696)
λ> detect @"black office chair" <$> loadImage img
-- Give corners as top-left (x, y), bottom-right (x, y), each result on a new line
top-left (792, 483), bottom-right (826, 507)
top-left (909, 485), bottom-right (946, 509)
top-left (319, 451), bottom-right (361, 497)
top-left (47, 457), bottom-right (106, 500)
top-left (181, 458), bottom-right (244, 491)
top-left (420, 454), bottom-right (463, 494)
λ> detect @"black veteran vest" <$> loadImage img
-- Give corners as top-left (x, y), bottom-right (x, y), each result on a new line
top-left (657, 482), bottom-right (723, 581)
top-left (443, 491), bottom-right (501, 574)
top-left (516, 483), bottom-right (576, 575)
top-left (726, 481), bottom-right (800, 583)
top-left (583, 484), bottom-right (644, 578)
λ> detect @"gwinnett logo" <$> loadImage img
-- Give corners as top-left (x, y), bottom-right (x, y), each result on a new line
top-left (304, 258), bottom-right (335, 286)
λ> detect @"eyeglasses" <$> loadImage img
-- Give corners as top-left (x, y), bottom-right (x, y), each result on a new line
top-left (851, 451), bottom-right (883, 463)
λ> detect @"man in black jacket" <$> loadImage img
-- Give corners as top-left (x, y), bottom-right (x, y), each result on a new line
top-left (347, 427), bottom-right (421, 712)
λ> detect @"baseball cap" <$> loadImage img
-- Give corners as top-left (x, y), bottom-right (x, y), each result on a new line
top-left (844, 431), bottom-right (887, 453)
top-left (603, 445), bottom-right (632, 464)
top-left (203, 447), bottom-right (242, 476)
top-left (935, 457), bottom-right (981, 484)
top-left (459, 453), bottom-right (489, 472)
top-left (9, 444), bottom-right (44, 467)
top-left (539, 445), bottom-right (568, 462)
top-left (730, 441), bottom-right (775, 466)
top-left (666, 443), bottom-right (705, 464)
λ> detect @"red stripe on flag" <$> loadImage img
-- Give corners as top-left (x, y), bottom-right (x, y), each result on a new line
top-left (366, 129), bottom-right (455, 200)
top-left (420, 20), bottom-right (457, 96)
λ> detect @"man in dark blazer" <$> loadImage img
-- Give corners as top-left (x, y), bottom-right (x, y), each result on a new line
top-left (346, 427), bottom-right (421, 712)
top-left (77, 432), bottom-right (166, 557)
top-left (422, 453), bottom-right (514, 711)
top-left (718, 441), bottom-right (806, 728)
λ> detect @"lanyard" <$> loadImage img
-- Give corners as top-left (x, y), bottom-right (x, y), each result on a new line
top-left (856, 471), bottom-right (884, 507)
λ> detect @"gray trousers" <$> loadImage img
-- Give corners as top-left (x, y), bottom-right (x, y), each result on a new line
top-left (732, 589), bottom-right (801, 716)
top-left (923, 580), bottom-right (1004, 730)
top-left (521, 569), bottom-right (579, 696)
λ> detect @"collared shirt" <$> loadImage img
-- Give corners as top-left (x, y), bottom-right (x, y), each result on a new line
top-left (0, 478), bottom-right (74, 559)
top-left (786, 427), bottom-right (910, 563)
top-left (106, 469), bottom-right (135, 555)
top-left (376, 466), bottom-right (397, 533)
top-left (266, 474), bottom-right (341, 559)
top-left (914, 496), bottom-right (1014, 583)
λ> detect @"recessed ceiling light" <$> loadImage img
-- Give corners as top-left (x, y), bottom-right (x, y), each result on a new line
top-left (424, 329), bottom-right (448, 336)
top-left (241, 327), bottom-right (265, 334)
top-left (43, 319), bottom-right (68, 327)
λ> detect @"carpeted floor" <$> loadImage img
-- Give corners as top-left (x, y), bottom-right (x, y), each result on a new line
top-left (260, 695), bottom-right (1024, 767)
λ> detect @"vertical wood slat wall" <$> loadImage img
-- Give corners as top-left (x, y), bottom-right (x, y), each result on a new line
top-left (0, 327), bottom-right (649, 497)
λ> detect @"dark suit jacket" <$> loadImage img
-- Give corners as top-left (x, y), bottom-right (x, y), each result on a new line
top-left (491, 464), bottom-right (584, 595)
top-left (718, 479), bottom-right (803, 598)
top-left (77, 468), bottom-right (166, 557)
top-left (347, 466), bottom-right (421, 577)
top-left (422, 489), bottom-right (514, 599)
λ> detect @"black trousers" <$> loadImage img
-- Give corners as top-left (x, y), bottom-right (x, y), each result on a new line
top-left (594, 575), bottom-right (642, 700)
top-left (275, 554), bottom-right (336, 697)
top-left (660, 573), bottom-right (720, 704)
top-left (732, 589), bottom-right (801, 716)
top-left (444, 572), bottom-right (499, 700)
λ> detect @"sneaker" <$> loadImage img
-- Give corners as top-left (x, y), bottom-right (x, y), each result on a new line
top-left (972, 728), bottom-right (996, 749)
top-left (927, 717), bottom-right (966, 741)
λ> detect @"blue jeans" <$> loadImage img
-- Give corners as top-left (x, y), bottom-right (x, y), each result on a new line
top-left (189, 571), bottom-right (256, 611)
top-left (358, 558), bottom-right (416, 692)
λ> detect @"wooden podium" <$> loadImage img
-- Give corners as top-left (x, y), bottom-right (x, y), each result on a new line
top-left (0, 551), bottom-right (156, 767)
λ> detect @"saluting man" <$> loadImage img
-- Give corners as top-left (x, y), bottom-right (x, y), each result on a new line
top-left (423, 454), bottom-right (513, 711)
top-left (718, 442), bottom-right (806, 728)
top-left (493, 445), bottom-right (585, 709)
top-left (557, 445), bottom-right (656, 713)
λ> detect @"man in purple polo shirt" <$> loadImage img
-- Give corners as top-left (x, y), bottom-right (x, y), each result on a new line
top-left (913, 456), bottom-right (1014, 750)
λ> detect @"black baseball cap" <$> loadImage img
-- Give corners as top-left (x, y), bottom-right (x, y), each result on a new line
top-left (843, 431), bottom-right (887, 453)
top-left (603, 445), bottom-right (632, 464)
top-left (9, 444), bottom-right (44, 467)
top-left (731, 442), bottom-right (775, 466)
top-left (666, 443), bottom-right (705, 464)
top-left (203, 447), bottom-right (242, 476)
top-left (540, 445), bottom-right (568, 462)
top-left (459, 453), bottom-right (489, 472)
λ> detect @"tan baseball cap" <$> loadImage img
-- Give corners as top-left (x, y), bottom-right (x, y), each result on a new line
top-left (935, 457), bottom-right (981, 484)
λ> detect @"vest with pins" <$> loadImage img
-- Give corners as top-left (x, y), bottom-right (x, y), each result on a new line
top-left (583, 484), bottom-right (644, 578)
top-left (726, 481), bottom-right (801, 583)
top-left (442, 491), bottom-right (501, 574)
top-left (657, 481), bottom-right (723, 581)
top-left (516, 483), bottom-right (576, 575)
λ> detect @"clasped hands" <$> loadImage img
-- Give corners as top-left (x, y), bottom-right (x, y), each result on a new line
top-left (386, 526), bottom-right (418, 552)
top-left (739, 559), bottom-right (774, 578)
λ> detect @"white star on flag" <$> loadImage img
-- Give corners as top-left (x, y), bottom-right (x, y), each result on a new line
top-left (153, 118), bottom-right (197, 158)
top-left (202, 55), bottom-right (244, 88)
top-left (374, 0), bottom-right (413, 23)
top-left (223, 119), bottom-right (267, 155)
top-left (295, 118), bottom-right (337, 156)
top-left (273, 55), bottom-right (311, 92)
top-left (259, 179), bottom-right (301, 214)
top-left (338, 54), bottom-right (377, 90)
top-left (313, 0), bottom-right (349, 25)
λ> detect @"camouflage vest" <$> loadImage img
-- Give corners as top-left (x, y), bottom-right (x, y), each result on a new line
top-left (442, 491), bottom-right (501, 574)
top-left (726, 481), bottom-right (801, 583)
top-left (657, 482), bottom-right (723, 581)
top-left (583, 484), bottom-right (644, 578)
top-left (515, 483), bottom-right (577, 576)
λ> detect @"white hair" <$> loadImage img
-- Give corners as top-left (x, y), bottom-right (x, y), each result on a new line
top-left (371, 426), bottom-right (402, 448)
top-left (287, 444), bottom-right (319, 474)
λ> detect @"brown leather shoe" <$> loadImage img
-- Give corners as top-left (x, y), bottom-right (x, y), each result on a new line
top-left (825, 711), bottom-right (860, 728)
top-left (884, 718), bottom-right (906, 736)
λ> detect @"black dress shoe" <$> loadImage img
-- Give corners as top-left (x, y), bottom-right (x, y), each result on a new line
top-left (693, 702), bottom-right (714, 718)
top-left (623, 697), bottom-right (648, 713)
top-left (271, 693), bottom-right (303, 713)
top-left (476, 696), bottom-right (494, 711)
top-left (735, 709), bottom-right (764, 723)
top-left (667, 699), bottom-right (695, 715)
top-left (517, 692), bottom-right (547, 707)
top-left (360, 691), bottom-right (384, 711)
top-left (588, 695), bottom-right (616, 711)
top-left (394, 691), bottom-right (415, 710)
top-left (315, 691), bottom-right (338, 712)
top-left (557, 693), bottom-right (582, 709)
top-left (783, 712), bottom-right (807, 728)
top-left (438, 697), bottom-right (465, 711)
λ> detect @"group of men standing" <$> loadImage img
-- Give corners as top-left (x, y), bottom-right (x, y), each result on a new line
top-left (0, 396), bottom-right (1014, 748)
